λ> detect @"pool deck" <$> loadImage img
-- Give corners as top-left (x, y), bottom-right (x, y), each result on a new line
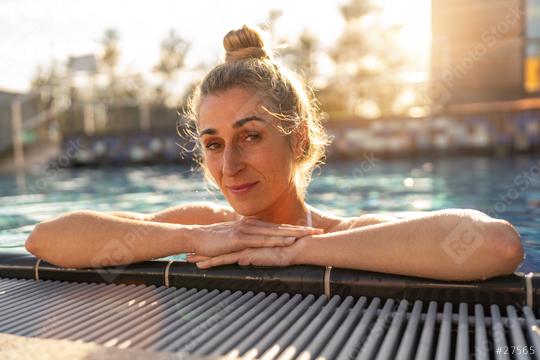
top-left (0, 333), bottom-right (222, 360)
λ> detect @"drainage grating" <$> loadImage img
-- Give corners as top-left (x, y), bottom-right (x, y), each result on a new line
top-left (1, 277), bottom-right (540, 359)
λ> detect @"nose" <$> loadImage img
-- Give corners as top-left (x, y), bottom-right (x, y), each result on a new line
top-left (222, 144), bottom-right (245, 177)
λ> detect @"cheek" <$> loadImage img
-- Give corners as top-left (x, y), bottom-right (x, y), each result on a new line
top-left (256, 137), bottom-right (295, 177)
top-left (203, 155), bottom-right (221, 181)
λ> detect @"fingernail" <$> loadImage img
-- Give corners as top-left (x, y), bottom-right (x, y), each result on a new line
top-left (286, 236), bottom-right (297, 242)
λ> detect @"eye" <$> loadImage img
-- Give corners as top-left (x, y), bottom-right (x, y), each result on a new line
top-left (244, 132), bottom-right (260, 142)
top-left (205, 142), bottom-right (221, 150)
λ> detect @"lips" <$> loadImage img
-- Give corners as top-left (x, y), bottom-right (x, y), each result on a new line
top-left (227, 181), bottom-right (259, 194)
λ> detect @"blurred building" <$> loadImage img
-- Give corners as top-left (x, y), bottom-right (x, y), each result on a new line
top-left (306, 0), bottom-right (539, 160)
top-left (46, 0), bottom-right (540, 164)
top-left (0, 90), bottom-right (21, 155)
top-left (58, 102), bottom-right (194, 166)
top-left (0, 90), bottom-right (42, 158)
top-left (431, 0), bottom-right (526, 105)
top-left (325, 0), bottom-right (538, 159)
top-left (0, 89), bottom-right (62, 173)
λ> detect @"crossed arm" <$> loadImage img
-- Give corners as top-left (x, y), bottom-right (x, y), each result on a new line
top-left (26, 204), bottom-right (524, 281)
top-left (25, 203), bottom-right (239, 268)
top-left (190, 209), bottom-right (524, 281)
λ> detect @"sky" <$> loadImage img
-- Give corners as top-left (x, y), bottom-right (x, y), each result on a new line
top-left (0, 0), bottom-right (431, 93)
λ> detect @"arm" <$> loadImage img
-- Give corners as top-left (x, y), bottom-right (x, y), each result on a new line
top-left (192, 209), bottom-right (524, 281)
top-left (106, 202), bottom-right (239, 224)
top-left (25, 202), bottom-right (236, 268)
top-left (25, 203), bottom-right (315, 269)
top-left (293, 209), bottom-right (524, 281)
top-left (25, 210), bottom-right (197, 268)
top-left (344, 213), bottom-right (399, 228)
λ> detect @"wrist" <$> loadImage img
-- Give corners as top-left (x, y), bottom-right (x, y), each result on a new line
top-left (174, 224), bottom-right (200, 254)
top-left (290, 235), bottom-right (312, 265)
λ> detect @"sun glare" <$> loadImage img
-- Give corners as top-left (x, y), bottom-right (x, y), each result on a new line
top-left (0, 0), bottom-right (432, 93)
top-left (381, 0), bottom-right (432, 67)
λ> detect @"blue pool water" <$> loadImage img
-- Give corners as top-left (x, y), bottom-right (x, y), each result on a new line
top-left (0, 155), bottom-right (539, 272)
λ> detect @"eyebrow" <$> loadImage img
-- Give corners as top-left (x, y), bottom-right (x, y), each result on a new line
top-left (198, 116), bottom-right (267, 137)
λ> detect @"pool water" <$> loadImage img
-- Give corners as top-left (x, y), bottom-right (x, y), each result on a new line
top-left (1, 155), bottom-right (539, 272)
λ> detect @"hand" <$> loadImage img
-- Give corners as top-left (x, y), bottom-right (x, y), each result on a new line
top-left (186, 240), bottom-right (302, 269)
top-left (189, 217), bottom-right (323, 257)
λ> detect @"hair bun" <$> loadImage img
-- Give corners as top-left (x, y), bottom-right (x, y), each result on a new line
top-left (223, 25), bottom-right (271, 62)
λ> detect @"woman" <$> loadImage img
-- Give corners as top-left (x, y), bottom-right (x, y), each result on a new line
top-left (26, 25), bottom-right (524, 281)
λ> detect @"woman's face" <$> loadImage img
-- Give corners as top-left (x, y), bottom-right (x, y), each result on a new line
top-left (198, 87), bottom-right (297, 215)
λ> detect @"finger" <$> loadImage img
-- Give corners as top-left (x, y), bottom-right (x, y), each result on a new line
top-left (240, 224), bottom-right (324, 237)
top-left (196, 252), bottom-right (240, 269)
top-left (186, 254), bottom-right (211, 262)
top-left (239, 234), bottom-right (298, 248)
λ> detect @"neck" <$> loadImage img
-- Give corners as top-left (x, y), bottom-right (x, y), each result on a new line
top-left (249, 184), bottom-right (309, 226)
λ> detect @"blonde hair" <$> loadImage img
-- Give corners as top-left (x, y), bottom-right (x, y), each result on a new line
top-left (184, 25), bottom-right (331, 197)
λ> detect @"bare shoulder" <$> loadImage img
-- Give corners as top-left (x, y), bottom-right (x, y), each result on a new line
top-left (146, 202), bottom-right (239, 225)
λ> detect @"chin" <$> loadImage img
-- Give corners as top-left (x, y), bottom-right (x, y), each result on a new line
top-left (229, 201), bottom-right (263, 217)
top-left (225, 194), bottom-right (269, 217)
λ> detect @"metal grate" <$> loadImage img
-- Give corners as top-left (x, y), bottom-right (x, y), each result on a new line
top-left (1, 277), bottom-right (540, 359)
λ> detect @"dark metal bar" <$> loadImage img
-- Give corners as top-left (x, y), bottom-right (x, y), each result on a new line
top-left (162, 291), bottom-right (254, 352)
top-left (522, 306), bottom-right (540, 353)
top-left (258, 295), bottom-right (327, 360)
top-left (336, 297), bottom-right (381, 360)
top-left (456, 303), bottom-right (469, 360)
top-left (272, 295), bottom-right (341, 360)
top-left (357, 298), bottom-right (395, 360)
top-left (415, 301), bottom-right (438, 360)
top-left (490, 305), bottom-right (511, 360)
top-left (243, 294), bottom-right (317, 360)
top-left (209, 293), bottom-right (293, 356)
top-left (193, 292), bottom-right (281, 356)
top-left (1, 250), bottom-right (537, 307)
top-left (376, 299), bottom-right (409, 360)
top-left (1, 282), bottom-right (106, 333)
top-left (395, 300), bottom-right (423, 360)
top-left (506, 305), bottom-right (532, 360)
top-left (94, 288), bottom-right (229, 347)
top-left (1, 276), bottom-right (540, 358)
top-left (298, 296), bottom-right (355, 360)
top-left (221, 293), bottom-right (304, 358)
top-left (41, 284), bottom-right (149, 338)
top-left (176, 292), bottom-right (267, 354)
top-left (317, 296), bottom-right (367, 360)
top-left (434, 302), bottom-right (452, 360)
top-left (474, 304), bottom-right (490, 360)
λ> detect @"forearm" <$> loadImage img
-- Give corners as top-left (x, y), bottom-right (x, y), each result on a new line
top-left (25, 210), bottom-right (197, 268)
top-left (293, 209), bottom-right (524, 281)
top-left (106, 211), bottom-right (147, 220)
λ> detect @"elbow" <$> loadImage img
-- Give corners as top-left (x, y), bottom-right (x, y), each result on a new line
top-left (25, 212), bottom-right (87, 268)
top-left (444, 214), bottom-right (524, 281)
top-left (25, 224), bottom-right (78, 268)
top-left (25, 223), bottom-right (45, 258)
top-left (488, 219), bottom-right (524, 276)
